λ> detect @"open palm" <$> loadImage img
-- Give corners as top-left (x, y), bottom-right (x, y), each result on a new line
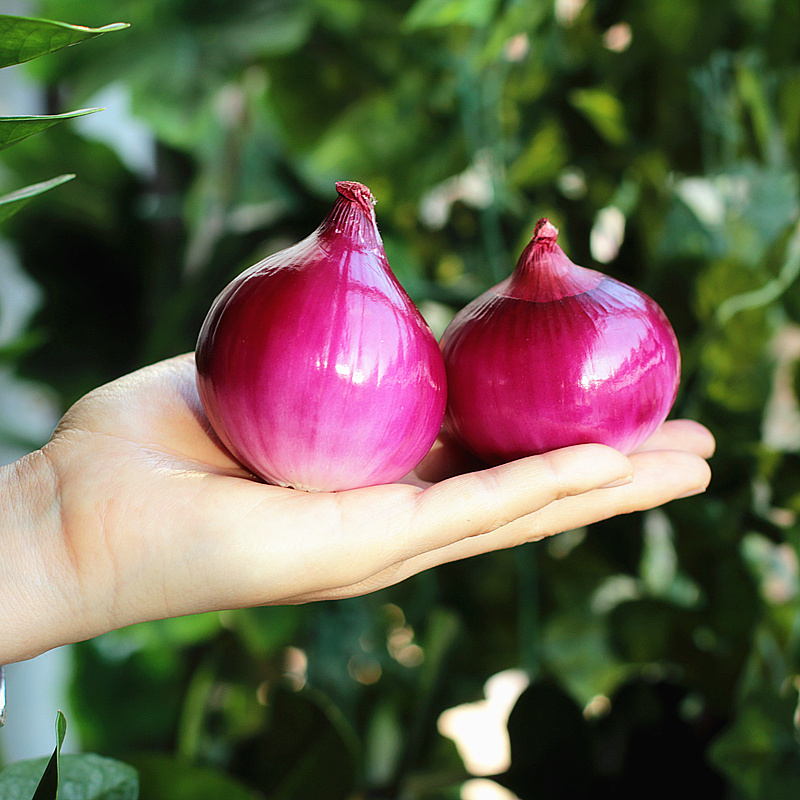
top-left (3, 353), bottom-right (713, 663)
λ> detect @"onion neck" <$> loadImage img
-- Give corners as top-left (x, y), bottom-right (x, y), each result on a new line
top-left (319, 181), bottom-right (383, 251)
top-left (504, 218), bottom-right (603, 302)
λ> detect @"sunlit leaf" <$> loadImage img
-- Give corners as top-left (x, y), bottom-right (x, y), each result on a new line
top-left (0, 15), bottom-right (128, 69)
top-left (508, 118), bottom-right (568, 188)
top-left (0, 174), bottom-right (75, 224)
top-left (569, 87), bottom-right (628, 146)
top-left (403, 0), bottom-right (501, 29)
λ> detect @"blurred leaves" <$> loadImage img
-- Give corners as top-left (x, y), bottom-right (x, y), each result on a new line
top-left (568, 87), bottom-right (628, 146)
top-left (3, 0), bottom-right (800, 796)
top-left (403, 0), bottom-right (502, 30)
top-left (229, 683), bottom-right (358, 800)
top-left (710, 687), bottom-right (800, 799)
top-left (130, 754), bottom-right (257, 800)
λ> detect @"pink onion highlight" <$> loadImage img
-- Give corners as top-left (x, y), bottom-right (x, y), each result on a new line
top-left (439, 218), bottom-right (680, 464)
top-left (196, 181), bottom-right (447, 492)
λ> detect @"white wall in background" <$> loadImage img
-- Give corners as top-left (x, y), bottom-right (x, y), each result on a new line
top-left (0, 648), bottom-right (79, 762)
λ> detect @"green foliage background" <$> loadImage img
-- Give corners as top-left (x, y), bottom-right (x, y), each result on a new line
top-left (2, 0), bottom-right (800, 797)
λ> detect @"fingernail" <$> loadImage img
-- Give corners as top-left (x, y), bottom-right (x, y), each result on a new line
top-left (678, 486), bottom-right (707, 499)
top-left (600, 473), bottom-right (634, 489)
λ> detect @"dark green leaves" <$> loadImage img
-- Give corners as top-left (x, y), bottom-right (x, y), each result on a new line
top-left (129, 755), bottom-right (256, 800)
top-left (497, 678), bottom-right (729, 798)
top-left (0, 15), bottom-right (128, 69)
top-left (231, 683), bottom-right (358, 800)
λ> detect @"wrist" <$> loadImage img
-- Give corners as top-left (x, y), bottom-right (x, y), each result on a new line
top-left (0, 449), bottom-right (72, 663)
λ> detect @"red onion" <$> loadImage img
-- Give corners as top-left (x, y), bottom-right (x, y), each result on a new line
top-left (439, 218), bottom-right (680, 464)
top-left (195, 181), bottom-right (447, 492)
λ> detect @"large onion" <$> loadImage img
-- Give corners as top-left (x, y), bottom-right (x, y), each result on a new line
top-left (196, 181), bottom-right (447, 492)
top-left (439, 218), bottom-right (680, 464)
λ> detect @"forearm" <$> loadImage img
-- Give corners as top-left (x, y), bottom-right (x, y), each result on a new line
top-left (0, 450), bottom-right (75, 663)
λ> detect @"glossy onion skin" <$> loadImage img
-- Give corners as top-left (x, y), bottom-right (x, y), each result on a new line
top-left (196, 182), bottom-right (446, 492)
top-left (439, 220), bottom-right (680, 464)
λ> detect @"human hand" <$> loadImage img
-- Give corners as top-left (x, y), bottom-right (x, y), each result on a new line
top-left (0, 354), bottom-right (713, 663)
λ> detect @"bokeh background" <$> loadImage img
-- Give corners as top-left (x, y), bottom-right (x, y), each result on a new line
top-left (2, 0), bottom-right (800, 797)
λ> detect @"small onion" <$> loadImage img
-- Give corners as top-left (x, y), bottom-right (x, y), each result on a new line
top-left (439, 218), bottom-right (680, 464)
top-left (196, 181), bottom-right (447, 492)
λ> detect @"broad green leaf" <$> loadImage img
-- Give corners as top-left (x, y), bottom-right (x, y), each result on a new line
top-left (0, 174), bottom-right (75, 224)
top-left (0, 753), bottom-right (139, 800)
top-left (0, 15), bottom-right (129, 69)
top-left (0, 108), bottom-right (102, 151)
top-left (0, 712), bottom-right (138, 799)
top-left (403, 0), bottom-right (501, 30)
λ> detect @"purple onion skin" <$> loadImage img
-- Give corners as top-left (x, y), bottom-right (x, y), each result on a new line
top-left (196, 181), bottom-right (446, 492)
top-left (439, 219), bottom-right (680, 465)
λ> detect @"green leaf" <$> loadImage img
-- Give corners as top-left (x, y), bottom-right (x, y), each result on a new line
top-left (0, 109), bottom-right (102, 151)
top-left (0, 711), bottom-right (138, 800)
top-left (0, 15), bottom-right (129, 69)
top-left (0, 174), bottom-right (75, 224)
top-left (0, 754), bottom-right (139, 800)
top-left (403, 0), bottom-right (501, 30)
top-left (32, 710), bottom-right (67, 800)
top-left (569, 87), bottom-right (628, 146)
top-left (508, 118), bottom-right (568, 188)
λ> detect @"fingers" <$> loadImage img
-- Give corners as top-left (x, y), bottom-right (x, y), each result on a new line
top-left (503, 447), bottom-right (710, 539)
top-left (193, 443), bottom-right (632, 606)
top-left (634, 419), bottom-right (716, 458)
top-left (288, 446), bottom-right (712, 602)
top-left (398, 443), bottom-right (634, 557)
top-left (414, 419), bottom-right (716, 486)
